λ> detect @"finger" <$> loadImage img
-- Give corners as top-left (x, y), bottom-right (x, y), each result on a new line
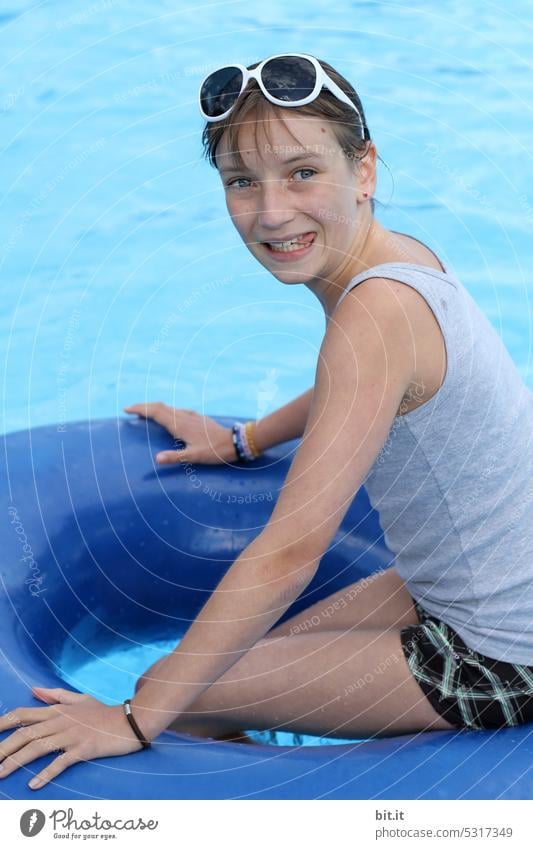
top-left (123, 402), bottom-right (167, 421)
top-left (0, 721), bottom-right (59, 760)
top-left (0, 735), bottom-right (65, 781)
top-left (155, 449), bottom-right (190, 465)
top-left (32, 687), bottom-right (88, 706)
top-left (125, 403), bottom-right (194, 423)
top-left (0, 706), bottom-right (55, 732)
top-left (28, 750), bottom-right (79, 790)
top-left (123, 403), bottom-right (147, 415)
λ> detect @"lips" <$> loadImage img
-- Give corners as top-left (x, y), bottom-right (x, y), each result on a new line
top-left (261, 233), bottom-right (317, 262)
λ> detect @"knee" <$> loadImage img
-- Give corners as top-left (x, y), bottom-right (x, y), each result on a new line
top-left (134, 656), bottom-right (166, 694)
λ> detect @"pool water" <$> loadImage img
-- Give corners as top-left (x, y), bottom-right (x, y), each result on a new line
top-left (1, 2), bottom-right (532, 439)
top-left (2, 3), bottom-right (532, 746)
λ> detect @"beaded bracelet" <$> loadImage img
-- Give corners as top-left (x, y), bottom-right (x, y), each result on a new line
top-left (231, 422), bottom-right (247, 461)
top-left (233, 422), bottom-right (253, 461)
top-left (239, 422), bottom-right (254, 458)
top-left (244, 421), bottom-right (261, 458)
top-left (231, 421), bottom-right (261, 462)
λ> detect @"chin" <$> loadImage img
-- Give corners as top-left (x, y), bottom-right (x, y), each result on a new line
top-left (270, 270), bottom-right (312, 286)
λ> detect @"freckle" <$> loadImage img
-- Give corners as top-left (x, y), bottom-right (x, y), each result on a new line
top-left (321, 128), bottom-right (326, 133)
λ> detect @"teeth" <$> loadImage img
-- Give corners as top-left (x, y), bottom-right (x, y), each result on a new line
top-left (267, 234), bottom-right (314, 252)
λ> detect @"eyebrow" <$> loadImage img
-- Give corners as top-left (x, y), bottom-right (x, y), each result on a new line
top-left (219, 151), bottom-right (325, 175)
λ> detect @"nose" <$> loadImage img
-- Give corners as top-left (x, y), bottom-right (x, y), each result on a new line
top-left (255, 179), bottom-right (296, 233)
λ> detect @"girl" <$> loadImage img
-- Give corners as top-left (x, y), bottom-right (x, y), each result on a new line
top-left (1, 53), bottom-right (533, 789)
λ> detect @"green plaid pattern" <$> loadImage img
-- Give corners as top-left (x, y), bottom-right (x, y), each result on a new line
top-left (400, 601), bottom-right (533, 730)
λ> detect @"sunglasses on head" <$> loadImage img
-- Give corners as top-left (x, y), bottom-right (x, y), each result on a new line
top-left (198, 53), bottom-right (369, 140)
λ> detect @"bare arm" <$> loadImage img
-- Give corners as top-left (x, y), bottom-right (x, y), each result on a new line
top-left (130, 277), bottom-right (415, 740)
top-left (253, 387), bottom-right (313, 453)
top-left (131, 537), bottom-right (316, 739)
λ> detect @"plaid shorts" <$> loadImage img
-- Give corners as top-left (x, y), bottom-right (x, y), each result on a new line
top-left (399, 600), bottom-right (533, 730)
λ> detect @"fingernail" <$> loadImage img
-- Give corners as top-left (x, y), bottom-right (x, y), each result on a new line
top-left (28, 777), bottom-right (41, 789)
top-left (0, 764), bottom-right (4, 773)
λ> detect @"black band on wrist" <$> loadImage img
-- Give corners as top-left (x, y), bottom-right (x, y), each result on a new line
top-left (123, 699), bottom-right (151, 749)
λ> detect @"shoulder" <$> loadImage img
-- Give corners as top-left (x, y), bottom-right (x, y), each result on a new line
top-left (333, 273), bottom-right (430, 323)
top-left (332, 273), bottom-right (450, 415)
top-left (326, 275), bottom-right (419, 382)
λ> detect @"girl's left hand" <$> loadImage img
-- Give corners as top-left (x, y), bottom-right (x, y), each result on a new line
top-left (0, 686), bottom-right (145, 790)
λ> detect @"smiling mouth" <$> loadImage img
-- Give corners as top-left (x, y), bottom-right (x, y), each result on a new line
top-left (262, 232), bottom-right (317, 253)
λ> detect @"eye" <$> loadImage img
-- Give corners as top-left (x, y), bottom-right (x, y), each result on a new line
top-left (293, 168), bottom-right (317, 181)
top-left (225, 177), bottom-right (252, 189)
top-left (225, 168), bottom-right (318, 190)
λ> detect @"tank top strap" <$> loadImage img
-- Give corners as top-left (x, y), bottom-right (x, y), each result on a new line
top-left (336, 261), bottom-right (458, 311)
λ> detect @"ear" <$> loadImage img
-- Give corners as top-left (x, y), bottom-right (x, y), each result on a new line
top-left (356, 141), bottom-right (377, 200)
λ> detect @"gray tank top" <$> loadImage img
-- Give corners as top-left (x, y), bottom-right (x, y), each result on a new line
top-left (336, 258), bottom-right (533, 663)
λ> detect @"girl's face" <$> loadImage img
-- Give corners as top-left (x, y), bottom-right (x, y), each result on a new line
top-left (217, 111), bottom-right (376, 295)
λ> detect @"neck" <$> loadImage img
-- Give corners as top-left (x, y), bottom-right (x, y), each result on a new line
top-left (306, 216), bottom-right (392, 322)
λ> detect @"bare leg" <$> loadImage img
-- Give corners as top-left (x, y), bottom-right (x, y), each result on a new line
top-left (267, 565), bottom-right (420, 638)
top-left (140, 627), bottom-right (457, 741)
top-left (135, 566), bottom-right (425, 741)
top-left (134, 664), bottom-right (255, 743)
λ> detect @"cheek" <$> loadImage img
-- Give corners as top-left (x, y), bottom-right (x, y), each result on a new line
top-left (226, 199), bottom-right (248, 236)
top-left (319, 194), bottom-right (359, 240)
top-left (226, 195), bottom-right (253, 227)
top-left (308, 188), bottom-right (354, 233)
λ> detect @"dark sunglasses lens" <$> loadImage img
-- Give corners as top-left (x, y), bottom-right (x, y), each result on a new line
top-left (261, 56), bottom-right (316, 102)
top-left (200, 66), bottom-right (244, 117)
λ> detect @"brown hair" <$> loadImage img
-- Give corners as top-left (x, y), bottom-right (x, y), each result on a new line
top-left (201, 57), bottom-right (376, 215)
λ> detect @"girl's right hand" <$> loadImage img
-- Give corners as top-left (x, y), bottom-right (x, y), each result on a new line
top-left (123, 402), bottom-right (237, 465)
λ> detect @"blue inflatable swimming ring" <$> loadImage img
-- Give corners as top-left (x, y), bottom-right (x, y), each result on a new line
top-left (1, 416), bottom-right (532, 800)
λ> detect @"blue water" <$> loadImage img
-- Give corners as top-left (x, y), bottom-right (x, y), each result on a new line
top-left (2, 2), bottom-right (532, 745)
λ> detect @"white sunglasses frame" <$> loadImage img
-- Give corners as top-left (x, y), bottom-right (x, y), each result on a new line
top-left (198, 52), bottom-right (367, 138)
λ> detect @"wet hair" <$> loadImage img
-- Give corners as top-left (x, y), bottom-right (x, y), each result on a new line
top-left (201, 57), bottom-right (377, 215)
